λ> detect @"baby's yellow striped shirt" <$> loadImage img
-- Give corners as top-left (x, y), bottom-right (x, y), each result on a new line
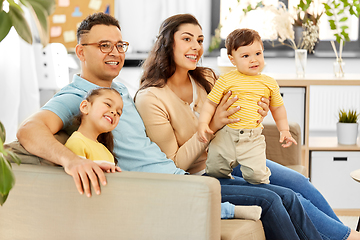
top-left (208, 70), bottom-right (283, 129)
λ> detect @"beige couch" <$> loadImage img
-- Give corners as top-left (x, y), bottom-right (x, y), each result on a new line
top-left (0, 122), bottom-right (303, 240)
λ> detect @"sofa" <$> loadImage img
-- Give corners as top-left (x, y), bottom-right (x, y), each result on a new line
top-left (0, 122), bottom-right (303, 240)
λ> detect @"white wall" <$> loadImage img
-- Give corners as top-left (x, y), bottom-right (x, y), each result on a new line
top-left (115, 0), bottom-right (212, 54)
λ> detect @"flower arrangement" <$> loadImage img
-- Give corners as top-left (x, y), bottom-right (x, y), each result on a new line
top-left (209, 1), bottom-right (320, 53)
top-left (262, 2), bottom-right (320, 53)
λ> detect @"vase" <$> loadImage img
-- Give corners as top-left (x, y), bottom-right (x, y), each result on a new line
top-left (334, 59), bottom-right (345, 78)
top-left (337, 122), bottom-right (359, 145)
top-left (295, 49), bottom-right (307, 78)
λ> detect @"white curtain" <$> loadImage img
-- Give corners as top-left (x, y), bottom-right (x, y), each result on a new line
top-left (116, 0), bottom-right (212, 53)
top-left (0, 29), bottom-right (40, 143)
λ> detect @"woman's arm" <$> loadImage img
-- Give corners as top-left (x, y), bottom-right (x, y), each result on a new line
top-left (135, 90), bottom-right (208, 171)
top-left (135, 90), bottom-right (270, 172)
top-left (198, 99), bottom-right (217, 143)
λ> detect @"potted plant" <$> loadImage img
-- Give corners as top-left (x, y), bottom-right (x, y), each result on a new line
top-left (0, 121), bottom-right (21, 205)
top-left (337, 109), bottom-right (359, 145)
top-left (0, 0), bottom-right (55, 205)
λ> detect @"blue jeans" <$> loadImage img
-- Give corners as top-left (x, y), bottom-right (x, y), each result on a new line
top-left (232, 160), bottom-right (351, 240)
top-left (219, 176), bottom-right (322, 240)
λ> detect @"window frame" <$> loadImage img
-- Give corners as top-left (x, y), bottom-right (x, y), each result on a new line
top-left (210, 0), bottom-right (360, 57)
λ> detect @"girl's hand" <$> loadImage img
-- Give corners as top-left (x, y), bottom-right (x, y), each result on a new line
top-left (257, 97), bottom-right (270, 124)
top-left (209, 91), bottom-right (240, 133)
top-left (97, 162), bottom-right (122, 173)
top-left (279, 131), bottom-right (297, 148)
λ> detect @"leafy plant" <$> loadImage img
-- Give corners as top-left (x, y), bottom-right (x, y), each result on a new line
top-left (338, 109), bottom-right (360, 123)
top-left (323, 0), bottom-right (360, 43)
top-left (0, 0), bottom-right (55, 206)
top-left (0, 0), bottom-right (56, 46)
top-left (293, 0), bottom-right (323, 27)
top-left (0, 121), bottom-right (21, 206)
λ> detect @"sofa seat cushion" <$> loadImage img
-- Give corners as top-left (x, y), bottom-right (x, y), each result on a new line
top-left (221, 219), bottom-right (265, 240)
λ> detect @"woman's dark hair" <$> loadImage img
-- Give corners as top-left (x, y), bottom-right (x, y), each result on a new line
top-left (226, 28), bottom-right (264, 55)
top-left (77, 12), bottom-right (121, 43)
top-left (75, 87), bottom-right (121, 164)
top-left (136, 14), bottom-right (216, 98)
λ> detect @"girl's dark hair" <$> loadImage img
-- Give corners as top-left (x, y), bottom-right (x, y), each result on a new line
top-left (225, 28), bottom-right (264, 55)
top-left (77, 12), bottom-right (121, 43)
top-left (136, 14), bottom-right (216, 98)
top-left (76, 87), bottom-right (121, 164)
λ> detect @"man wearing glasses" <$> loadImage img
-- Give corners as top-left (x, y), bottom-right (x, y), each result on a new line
top-left (17, 12), bottom-right (186, 198)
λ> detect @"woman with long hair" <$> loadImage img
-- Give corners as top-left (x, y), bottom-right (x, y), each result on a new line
top-left (135, 13), bottom-right (359, 240)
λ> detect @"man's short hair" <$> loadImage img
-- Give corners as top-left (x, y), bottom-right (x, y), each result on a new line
top-left (225, 28), bottom-right (263, 55)
top-left (77, 12), bottom-right (121, 43)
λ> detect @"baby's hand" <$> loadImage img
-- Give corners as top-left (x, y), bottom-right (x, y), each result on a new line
top-left (198, 123), bottom-right (214, 143)
top-left (279, 130), bottom-right (297, 148)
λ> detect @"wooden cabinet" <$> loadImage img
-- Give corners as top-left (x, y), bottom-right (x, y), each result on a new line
top-left (269, 74), bottom-right (360, 176)
top-left (309, 137), bottom-right (360, 214)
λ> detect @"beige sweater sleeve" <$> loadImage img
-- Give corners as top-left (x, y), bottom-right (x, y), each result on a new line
top-left (135, 88), bottom-right (208, 173)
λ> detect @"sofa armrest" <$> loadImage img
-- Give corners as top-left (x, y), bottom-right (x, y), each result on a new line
top-left (0, 164), bottom-right (221, 240)
top-left (262, 122), bottom-right (303, 171)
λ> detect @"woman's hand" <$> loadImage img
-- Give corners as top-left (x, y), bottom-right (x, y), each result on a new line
top-left (209, 91), bottom-right (240, 133)
top-left (257, 97), bottom-right (270, 124)
top-left (209, 92), bottom-right (271, 133)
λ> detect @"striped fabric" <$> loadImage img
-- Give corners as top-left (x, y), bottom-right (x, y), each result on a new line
top-left (207, 70), bottom-right (283, 129)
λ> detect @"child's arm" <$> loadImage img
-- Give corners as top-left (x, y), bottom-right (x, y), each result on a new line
top-left (198, 99), bottom-right (218, 143)
top-left (270, 105), bottom-right (297, 148)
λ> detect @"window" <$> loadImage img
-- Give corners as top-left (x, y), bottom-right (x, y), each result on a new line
top-left (211, 0), bottom-right (360, 57)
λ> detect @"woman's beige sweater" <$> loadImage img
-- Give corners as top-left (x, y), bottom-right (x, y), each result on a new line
top-left (135, 78), bottom-right (210, 174)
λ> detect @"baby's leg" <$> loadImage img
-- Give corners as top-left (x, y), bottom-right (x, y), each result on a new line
top-left (206, 127), bottom-right (237, 178)
top-left (236, 129), bottom-right (270, 184)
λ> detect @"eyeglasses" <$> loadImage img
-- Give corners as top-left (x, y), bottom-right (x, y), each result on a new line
top-left (81, 41), bottom-right (129, 53)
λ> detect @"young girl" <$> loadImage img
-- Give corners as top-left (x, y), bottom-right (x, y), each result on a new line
top-left (65, 87), bottom-right (122, 173)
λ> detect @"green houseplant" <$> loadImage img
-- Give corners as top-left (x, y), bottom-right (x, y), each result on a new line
top-left (323, 0), bottom-right (360, 43)
top-left (0, 0), bottom-right (55, 205)
top-left (337, 109), bottom-right (359, 145)
top-left (0, 121), bottom-right (21, 205)
top-left (0, 0), bottom-right (56, 46)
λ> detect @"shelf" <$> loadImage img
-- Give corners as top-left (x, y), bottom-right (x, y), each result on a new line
top-left (309, 137), bottom-right (360, 151)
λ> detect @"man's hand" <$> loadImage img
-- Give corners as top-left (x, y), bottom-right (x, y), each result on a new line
top-left (63, 157), bottom-right (107, 197)
top-left (257, 97), bottom-right (270, 124)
